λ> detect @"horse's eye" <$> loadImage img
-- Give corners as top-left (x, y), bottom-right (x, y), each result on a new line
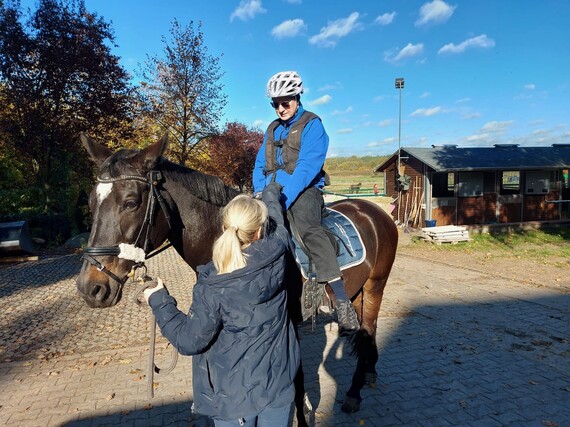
top-left (123, 200), bottom-right (138, 210)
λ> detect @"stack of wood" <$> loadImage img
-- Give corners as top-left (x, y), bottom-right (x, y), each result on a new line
top-left (400, 176), bottom-right (424, 228)
top-left (421, 225), bottom-right (470, 244)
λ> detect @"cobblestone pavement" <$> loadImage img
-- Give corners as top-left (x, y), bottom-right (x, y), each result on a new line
top-left (0, 242), bottom-right (569, 427)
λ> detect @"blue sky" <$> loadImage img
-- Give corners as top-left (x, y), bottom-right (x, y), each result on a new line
top-left (21, 0), bottom-right (570, 156)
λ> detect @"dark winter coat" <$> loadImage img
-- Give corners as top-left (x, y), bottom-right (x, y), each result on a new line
top-left (148, 186), bottom-right (300, 421)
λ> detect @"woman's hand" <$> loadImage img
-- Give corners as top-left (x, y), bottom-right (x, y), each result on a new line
top-left (143, 277), bottom-right (165, 303)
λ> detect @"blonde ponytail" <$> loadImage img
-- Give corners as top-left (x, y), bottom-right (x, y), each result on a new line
top-left (212, 195), bottom-right (268, 274)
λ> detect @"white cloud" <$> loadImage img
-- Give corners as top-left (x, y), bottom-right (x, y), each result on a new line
top-left (367, 137), bottom-right (397, 147)
top-left (420, 92), bottom-right (431, 99)
top-left (230, 0), bottom-right (266, 22)
top-left (416, 0), bottom-right (456, 26)
top-left (308, 94), bottom-right (332, 106)
top-left (375, 12), bottom-right (396, 26)
top-left (331, 106), bottom-right (353, 116)
top-left (410, 106), bottom-right (443, 117)
top-left (513, 93), bottom-right (533, 101)
top-left (337, 128), bottom-right (353, 134)
top-left (462, 112), bottom-right (481, 119)
top-left (524, 83), bottom-right (536, 90)
top-left (481, 120), bottom-right (514, 133)
top-left (529, 119), bottom-right (545, 126)
top-left (466, 133), bottom-right (491, 144)
top-left (285, 0), bottom-right (301, 3)
top-left (271, 19), bottom-right (307, 39)
top-left (309, 12), bottom-right (362, 48)
top-left (252, 119), bottom-right (265, 129)
top-left (318, 82), bottom-right (343, 92)
top-left (379, 119), bottom-right (393, 127)
top-left (385, 43), bottom-right (424, 63)
top-left (438, 34), bottom-right (495, 54)
top-left (456, 97), bottom-right (471, 104)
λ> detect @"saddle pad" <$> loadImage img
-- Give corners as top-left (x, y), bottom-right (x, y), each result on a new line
top-left (293, 207), bottom-right (366, 280)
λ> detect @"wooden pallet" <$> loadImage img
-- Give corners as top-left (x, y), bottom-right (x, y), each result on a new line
top-left (421, 225), bottom-right (470, 244)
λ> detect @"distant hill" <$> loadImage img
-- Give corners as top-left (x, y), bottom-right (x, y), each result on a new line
top-left (325, 155), bottom-right (390, 176)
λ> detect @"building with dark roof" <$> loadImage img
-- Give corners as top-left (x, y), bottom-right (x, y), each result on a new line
top-left (373, 144), bottom-right (570, 227)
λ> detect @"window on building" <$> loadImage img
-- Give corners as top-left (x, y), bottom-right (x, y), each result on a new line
top-left (432, 172), bottom-right (454, 197)
top-left (500, 171), bottom-right (520, 195)
top-left (458, 172), bottom-right (484, 197)
top-left (525, 170), bottom-right (550, 194)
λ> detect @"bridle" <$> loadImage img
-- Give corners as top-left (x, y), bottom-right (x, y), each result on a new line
top-left (83, 169), bottom-right (180, 395)
top-left (83, 170), bottom-right (173, 286)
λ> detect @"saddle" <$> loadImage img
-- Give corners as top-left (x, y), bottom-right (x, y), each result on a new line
top-left (290, 207), bottom-right (366, 324)
top-left (291, 207), bottom-right (366, 280)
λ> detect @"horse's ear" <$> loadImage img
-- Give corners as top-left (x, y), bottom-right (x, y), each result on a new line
top-left (80, 133), bottom-right (112, 166)
top-left (137, 133), bottom-right (169, 170)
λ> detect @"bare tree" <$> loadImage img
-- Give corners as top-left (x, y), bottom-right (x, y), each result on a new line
top-left (138, 19), bottom-right (227, 166)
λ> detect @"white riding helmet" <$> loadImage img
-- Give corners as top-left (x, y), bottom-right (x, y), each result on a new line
top-left (266, 71), bottom-right (304, 98)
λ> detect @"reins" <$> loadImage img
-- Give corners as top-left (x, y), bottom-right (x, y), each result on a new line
top-left (132, 273), bottom-right (179, 400)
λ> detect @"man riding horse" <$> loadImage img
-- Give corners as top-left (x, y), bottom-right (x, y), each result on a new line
top-left (252, 70), bottom-right (360, 336)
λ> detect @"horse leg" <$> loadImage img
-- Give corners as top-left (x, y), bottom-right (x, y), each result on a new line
top-left (342, 329), bottom-right (373, 413)
top-left (342, 278), bottom-right (386, 413)
top-left (365, 336), bottom-right (379, 386)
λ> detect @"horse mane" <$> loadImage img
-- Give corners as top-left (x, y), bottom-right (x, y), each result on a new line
top-left (98, 148), bottom-right (240, 207)
top-left (158, 158), bottom-right (241, 207)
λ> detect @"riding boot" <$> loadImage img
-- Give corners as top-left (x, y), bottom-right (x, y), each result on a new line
top-left (329, 278), bottom-right (359, 336)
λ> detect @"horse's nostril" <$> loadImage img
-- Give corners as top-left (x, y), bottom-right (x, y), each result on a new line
top-left (90, 284), bottom-right (108, 301)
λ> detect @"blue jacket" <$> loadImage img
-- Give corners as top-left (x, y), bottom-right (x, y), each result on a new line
top-left (148, 190), bottom-right (300, 421)
top-left (253, 104), bottom-right (329, 209)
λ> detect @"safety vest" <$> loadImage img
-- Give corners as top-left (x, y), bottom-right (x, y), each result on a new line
top-left (264, 111), bottom-right (320, 175)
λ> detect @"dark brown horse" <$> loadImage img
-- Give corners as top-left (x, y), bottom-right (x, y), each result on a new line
top-left (76, 134), bottom-right (398, 421)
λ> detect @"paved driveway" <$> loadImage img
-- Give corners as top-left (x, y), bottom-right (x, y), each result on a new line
top-left (0, 244), bottom-right (568, 426)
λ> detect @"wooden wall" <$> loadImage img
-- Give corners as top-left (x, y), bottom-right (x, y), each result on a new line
top-left (377, 155), bottom-right (565, 226)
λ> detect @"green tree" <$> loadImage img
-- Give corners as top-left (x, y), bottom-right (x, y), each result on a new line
top-left (0, 0), bottom-right (134, 217)
top-left (138, 19), bottom-right (227, 166)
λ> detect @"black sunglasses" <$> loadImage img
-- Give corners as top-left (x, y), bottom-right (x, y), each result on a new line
top-left (270, 99), bottom-right (294, 109)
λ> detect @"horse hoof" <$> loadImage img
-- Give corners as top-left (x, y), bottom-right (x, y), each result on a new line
top-left (341, 396), bottom-right (361, 414)
top-left (365, 372), bottom-right (377, 386)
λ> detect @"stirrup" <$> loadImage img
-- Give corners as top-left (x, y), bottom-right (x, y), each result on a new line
top-left (302, 273), bottom-right (321, 332)
top-left (318, 287), bottom-right (333, 315)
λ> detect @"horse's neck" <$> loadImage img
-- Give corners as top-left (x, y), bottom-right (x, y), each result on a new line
top-left (162, 168), bottom-right (233, 269)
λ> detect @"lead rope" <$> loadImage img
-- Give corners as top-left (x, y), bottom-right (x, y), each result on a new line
top-left (132, 270), bottom-right (179, 399)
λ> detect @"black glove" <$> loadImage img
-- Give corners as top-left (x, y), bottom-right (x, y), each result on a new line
top-left (262, 182), bottom-right (283, 204)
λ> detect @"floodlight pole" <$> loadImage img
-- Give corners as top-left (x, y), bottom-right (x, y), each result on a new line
top-left (395, 77), bottom-right (405, 225)
top-left (395, 77), bottom-right (404, 176)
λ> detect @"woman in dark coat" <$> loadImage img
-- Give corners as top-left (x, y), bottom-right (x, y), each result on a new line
top-left (144, 183), bottom-right (300, 426)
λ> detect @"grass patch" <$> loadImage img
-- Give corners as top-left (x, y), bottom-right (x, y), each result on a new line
top-left (411, 227), bottom-right (570, 263)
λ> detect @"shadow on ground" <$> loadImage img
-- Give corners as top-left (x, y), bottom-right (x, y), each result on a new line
top-left (52, 293), bottom-right (570, 427)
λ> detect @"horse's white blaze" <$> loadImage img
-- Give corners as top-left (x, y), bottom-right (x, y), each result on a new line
top-left (118, 243), bottom-right (146, 263)
top-left (96, 182), bottom-right (113, 204)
